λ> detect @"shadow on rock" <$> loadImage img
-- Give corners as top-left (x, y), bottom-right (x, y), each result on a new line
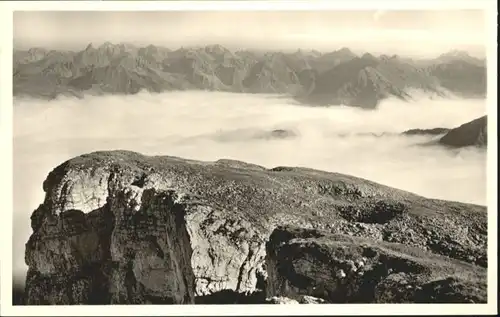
top-left (195, 290), bottom-right (266, 304)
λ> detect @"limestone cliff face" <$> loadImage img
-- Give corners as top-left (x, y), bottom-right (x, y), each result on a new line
top-left (25, 150), bottom-right (487, 304)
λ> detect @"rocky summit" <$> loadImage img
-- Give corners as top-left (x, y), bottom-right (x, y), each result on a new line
top-left (24, 150), bottom-right (487, 304)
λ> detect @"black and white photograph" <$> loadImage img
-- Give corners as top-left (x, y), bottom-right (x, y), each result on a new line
top-left (1, 0), bottom-right (497, 315)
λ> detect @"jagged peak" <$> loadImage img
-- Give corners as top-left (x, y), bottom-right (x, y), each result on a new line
top-left (117, 42), bottom-right (137, 51)
top-left (98, 41), bottom-right (115, 50)
top-left (336, 47), bottom-right (355, 56)
top-left (361, 52), bottom-right (378, 61)
top-left (380, 54), bottom-right (400, 61)
top-left (205, 44), bottom-right (229, 53)
top-left (84, 43), bottom-right (95, 51)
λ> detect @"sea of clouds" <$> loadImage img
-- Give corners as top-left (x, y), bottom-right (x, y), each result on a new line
top-left (12, 91), bottom-right (487, 286)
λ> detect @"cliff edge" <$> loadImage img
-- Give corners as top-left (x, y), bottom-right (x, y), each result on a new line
top-left (24, 150), bottom-right (487, 304)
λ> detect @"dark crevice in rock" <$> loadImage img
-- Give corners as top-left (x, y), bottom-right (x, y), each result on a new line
top-left (131, 173), bottom-right (147, 188)
top-left (362, 247), bottom-right (378, 259)
top-left (236, 249), bottom-right (253, 291)
top-left (144, 235), bottom-right (166, 258)
top-left (166, 192), bottom-right (197, 302)
top-left (58, 182), bottom-right (72, 210)
top-left (86, 263), bottom-right (113, 304)
top-left (124, 257), bottom-right (137, 302)
top-left (255, 264), bottom-right (267, 291)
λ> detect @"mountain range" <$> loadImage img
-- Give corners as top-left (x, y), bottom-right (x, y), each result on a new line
top-left (13, 43), bottom-right (487, 108)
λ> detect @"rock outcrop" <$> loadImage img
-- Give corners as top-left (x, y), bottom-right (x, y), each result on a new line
top-left (24, 150), bottom-right (487, 304)
top-left (266, 226), bottom-right (487, 303)
top-left (439, 115), bottom-right (487, 148)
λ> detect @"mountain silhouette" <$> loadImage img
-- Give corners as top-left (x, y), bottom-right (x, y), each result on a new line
top-left (13, 43), bottom-right (487, 108)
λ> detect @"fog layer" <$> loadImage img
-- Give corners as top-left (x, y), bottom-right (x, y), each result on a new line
top-left (13, 91), bottom-right (487, 285)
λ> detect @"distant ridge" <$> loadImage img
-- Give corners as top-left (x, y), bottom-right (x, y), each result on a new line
top-left (439, 115), bottom-right (487, 148)
top-left (13, 43), bottom-right (487, 109)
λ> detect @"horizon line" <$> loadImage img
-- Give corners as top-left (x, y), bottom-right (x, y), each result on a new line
top-left (13, 41), bottom-right (487, 60)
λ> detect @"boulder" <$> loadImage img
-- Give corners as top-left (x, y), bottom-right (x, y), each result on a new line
top-left (263, 295), bottom-right (325, 304)
top-left (24, 150), bottom-right (487, 304)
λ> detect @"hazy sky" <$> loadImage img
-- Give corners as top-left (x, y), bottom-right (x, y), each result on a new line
top-left (14, 10), bottom-right (487, 57)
